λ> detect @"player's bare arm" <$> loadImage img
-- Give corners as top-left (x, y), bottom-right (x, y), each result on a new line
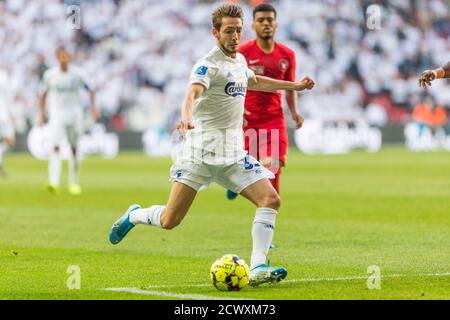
top-left (285, 90), bottom-right (303, 129)
top-left (248, 75), bottom-right (315, 93)
top-left (38, 90), bottom-right (47, 127)
top-left (419, 61), bottom-right (450, 89)
top-left (176, 83), bottom-right (204, 137)
top-left (89, 90), bottom-right (100, 121)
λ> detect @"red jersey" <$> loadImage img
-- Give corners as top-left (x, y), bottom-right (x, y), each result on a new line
top-left (239, 40), bottom-right (297, 129)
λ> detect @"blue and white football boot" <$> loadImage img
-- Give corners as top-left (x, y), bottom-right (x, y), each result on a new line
top-left (109, 204), bottom-right (140, 245)
top-left (249, 264), bottom-right (288, 287)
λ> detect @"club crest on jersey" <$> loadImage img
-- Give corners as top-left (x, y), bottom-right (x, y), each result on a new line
top-left (279, 59), bottom-right (289, 72)
top-left (194, 66), bottom-right (208, 76)
top-left (224, 82), bottom-right (246, 97)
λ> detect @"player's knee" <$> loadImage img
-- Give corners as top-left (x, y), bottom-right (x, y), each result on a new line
top-left (160, 215), bottom-right (182, 230)
top-left (161, 220), bottom-right (180, 230)
top-left (272, 193), bottom-right (281, 210)
top-left (260, 192), bottom-right (281, 210)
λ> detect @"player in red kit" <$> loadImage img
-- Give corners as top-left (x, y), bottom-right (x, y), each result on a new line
top-left (227, 3), bottom-right (304, 199)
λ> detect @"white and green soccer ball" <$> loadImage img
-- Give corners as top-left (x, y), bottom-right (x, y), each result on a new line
top-left (210, 254), bottom-right (250, 292)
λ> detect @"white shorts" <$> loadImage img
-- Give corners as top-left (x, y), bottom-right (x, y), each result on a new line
top-left (49, 121), bottom-right (82, 147)
top-left (170, 155), bottom-right (275, 193)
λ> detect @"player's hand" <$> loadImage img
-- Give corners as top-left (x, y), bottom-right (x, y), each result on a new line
top-left (91, 108), bottom-right (100, 122)
top-left (419, 70), bottom-right (436, 89)
top-left (292, 113), bottom-right (304, 129)
top-left (177, 119), bottom-right (195, 138)
top-left (243, 109), bottom-right (251, 128)
top-left (296, 76), bottom-right (315, 91)
top-left (4, 136), bottom-right (15, 146)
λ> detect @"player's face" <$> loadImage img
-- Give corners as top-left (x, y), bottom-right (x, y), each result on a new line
top-left (56, 50), bottom-right (71, 69)
top-left (253, 11), bottom-right (277, 40)
top-left (213, 17), bottom-right (243, 57)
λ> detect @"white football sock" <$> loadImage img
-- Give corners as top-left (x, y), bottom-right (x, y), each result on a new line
top-left (49, 152), bottom-right (62, 186)
top-left (130, 205), bottom-right (165, 228)
top-left (250, 207), bottom-right (277, 270)
top-left (68, 152), bottom-right (80, 185)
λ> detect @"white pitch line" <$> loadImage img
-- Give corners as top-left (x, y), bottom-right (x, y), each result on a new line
top-left (144, 283), bottom-right (211, 289)
top-left (103, 272), bottom-right (450, 300)
top-left (130, 272), bottom-right (450, 290)
top-left (285, 272), bottom-right (450, 283)
top-left (103, 287), bottom-right (250, 300)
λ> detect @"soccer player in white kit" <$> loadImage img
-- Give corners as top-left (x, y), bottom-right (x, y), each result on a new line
top-left (0, 68), bottom-right (15, 178)
top-left (109, 4), bottom-right (315, 286)
top-left (39, 47), bottom-right (99, 195)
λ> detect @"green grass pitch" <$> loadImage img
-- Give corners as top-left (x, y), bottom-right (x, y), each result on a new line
top-left (0, 147), bottom-right (449, 300)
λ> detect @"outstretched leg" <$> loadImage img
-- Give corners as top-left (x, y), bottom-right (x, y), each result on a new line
top-left (132, 181), bottom-right (197, 229)
top-left (109, 182), bottom-right (197, 244)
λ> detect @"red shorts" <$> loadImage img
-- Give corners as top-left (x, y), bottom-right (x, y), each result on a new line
top-left (244, 127), bottom-right (288, 169)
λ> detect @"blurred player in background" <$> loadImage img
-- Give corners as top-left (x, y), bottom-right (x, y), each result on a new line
top-left (227, 3), bottom-right (302, 200)
top-left (39, 47), bottom-right (99, 195)
top-left (419, 61), bottom-right (450, 88)
top-left (0, 68), bottom-right (15, 178)
top-left (109, 4), bottom-right (314, 287)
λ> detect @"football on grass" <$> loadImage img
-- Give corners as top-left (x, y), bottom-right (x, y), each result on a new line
top-left (210, 254), bottom-right (250, 291)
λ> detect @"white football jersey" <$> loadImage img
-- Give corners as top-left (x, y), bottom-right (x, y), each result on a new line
top-left (185, 46), bottom-right (255, 165)
top-left (42, 66), bottom-right (90, 124)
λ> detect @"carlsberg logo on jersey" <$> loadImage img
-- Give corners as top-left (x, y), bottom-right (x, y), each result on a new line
top-left (55, 84), bottom-right (76, 93)
top-left (224, 82), bottom-right (246, 97)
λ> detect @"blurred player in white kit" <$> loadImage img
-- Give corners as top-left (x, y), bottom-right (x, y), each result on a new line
top-left (0, 68), bottom-right (15, 178)
top-left (39, 47), bottom-right (99, 195)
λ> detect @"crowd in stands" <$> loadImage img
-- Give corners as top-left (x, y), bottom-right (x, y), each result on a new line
top-left (1, 0), bottom-right (449, 134)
